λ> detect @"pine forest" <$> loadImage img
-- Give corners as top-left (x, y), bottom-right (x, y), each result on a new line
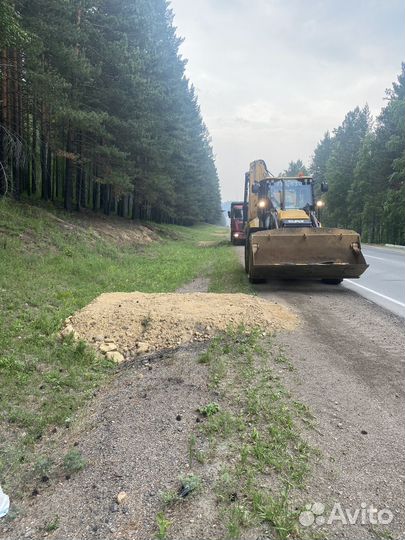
top-left (0, 0), bottom-right (222, 224)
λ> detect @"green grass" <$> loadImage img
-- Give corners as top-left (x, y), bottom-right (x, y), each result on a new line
top-left (198, 402), bottom-right (221, 417)
top-left (63, 449), bottom-right (86, 475)
top-left (0, 199), bottom-right (250, 495)
top-left (161, 489), bottom-right (179, 506)
top-left (155, 512), bottom-right (172, 540)
top-left (370, 527), bottom-right (395, 540)
top-left (193, 327), bottom-right (316, 539)
top-left (188, 434), bottom-right (205, 466)
top-left (44, 515), bottom-right (60, 533)
top-left (208, 241), bottom-right (251, 294)
top-left (179, 473), bottom-right (202, 495)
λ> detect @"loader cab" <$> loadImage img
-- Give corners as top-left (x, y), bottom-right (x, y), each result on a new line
top-left (256, 176), bottom-right (319, 229)
top-left (283, 179), bottom-right (314, 210)
top-left (256, 177), bottom-right (315, 210)
top-left (268, 179), bottom-right (282, 209)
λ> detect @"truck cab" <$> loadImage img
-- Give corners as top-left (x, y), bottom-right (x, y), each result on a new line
top-left (228, 202), bottom-right (245, 245)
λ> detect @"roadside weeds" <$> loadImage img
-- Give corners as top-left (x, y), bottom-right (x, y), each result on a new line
top-left (153, 326), bottom-right (319, 540)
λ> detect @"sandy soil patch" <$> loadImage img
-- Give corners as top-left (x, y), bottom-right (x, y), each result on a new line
top-left (196, 240), bottom-right (221, 247)
top-left (63, 292), bottom-right (297, 362)
top-left (176, 277), bottom-right (210, 293)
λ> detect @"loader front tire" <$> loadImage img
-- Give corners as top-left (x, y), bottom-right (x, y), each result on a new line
top-left (244, 240), bottom-right (250, 273)
top-left (248, 243), bottom-right (265, 284)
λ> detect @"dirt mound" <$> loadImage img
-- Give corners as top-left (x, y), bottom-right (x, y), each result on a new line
top-left (63, 292), bottom-right (297, 362)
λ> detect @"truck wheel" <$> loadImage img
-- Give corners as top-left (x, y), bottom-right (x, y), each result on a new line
top-left (322, 278), bottom-right (343, 285)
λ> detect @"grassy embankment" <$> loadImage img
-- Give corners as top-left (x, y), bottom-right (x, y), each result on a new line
top-left (0, 200), bottom-right (250, 494)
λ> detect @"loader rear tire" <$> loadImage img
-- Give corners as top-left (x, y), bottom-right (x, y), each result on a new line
top-left (322, 278), bottom-right (343, 285)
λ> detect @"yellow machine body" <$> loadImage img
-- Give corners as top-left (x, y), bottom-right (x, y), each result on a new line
top-left (244, 159), bottom-right (368, 282)
top-left (277, 209), bottom-right (309, 221)
top-left (248, 228), bottom-right (368, 279)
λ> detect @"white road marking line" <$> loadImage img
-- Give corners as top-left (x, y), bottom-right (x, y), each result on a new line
top-left (363, 254), bottom-right (391, 262)
top-left (363, 253), bottom-right (405, 264)
top-left (345, 280), bottom-right (405, 308)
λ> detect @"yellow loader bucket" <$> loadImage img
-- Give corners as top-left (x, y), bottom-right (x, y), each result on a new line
top-left (249, 228), bottom-right (368, 280)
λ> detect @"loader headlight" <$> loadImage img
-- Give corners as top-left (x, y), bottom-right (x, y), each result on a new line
top-left (258, 199), bottom-right (266, 208)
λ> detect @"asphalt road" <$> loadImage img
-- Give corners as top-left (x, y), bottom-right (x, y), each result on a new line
top-left (343, 244), bottom-right (405, 318)
top-left (236, 243), bottom-right (405, 318)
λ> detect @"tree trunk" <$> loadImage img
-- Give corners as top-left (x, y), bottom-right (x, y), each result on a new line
top-left (80, 168), bottom-right (86, 208)
top-left (92, 180), bottom-right (99, 211)
top-left (11, 48), bottom-right (20, 199)
top-left (31, 100), bottom-right (37, 194)
top-left (64, 127), bottom-right (74, 211)
top-left (47, 144), bottom-right (52, 200)
top-left (102, 184), bottom-right (111, 215)
top-left (40, 116), bottom-right (47, 199)
top-left (40, 103), bottom-right (52, 200)
top-left (76, 166), bottom-right (81, 211)
top-left (0, 48), bottom-right (9, 196)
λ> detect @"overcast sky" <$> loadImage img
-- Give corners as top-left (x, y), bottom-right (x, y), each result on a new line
top-left (170, 0), bottom-right (404, 202)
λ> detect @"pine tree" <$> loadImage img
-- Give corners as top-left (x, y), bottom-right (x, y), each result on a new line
top-left (283, 159), bottom-right (308, 176)
top-left (323, 105), bottom-right (371, 228)
top-left (308, 65), bottom-right (404, 243)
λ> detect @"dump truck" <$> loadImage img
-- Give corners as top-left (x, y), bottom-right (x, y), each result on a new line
top-left (243, 159), bottom-right (368, 283)
top-left (228, 201), bottom-right (246, 244)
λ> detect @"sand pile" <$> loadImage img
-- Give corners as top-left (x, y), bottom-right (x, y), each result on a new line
top-left (62, 292), bottom-right (297, 363)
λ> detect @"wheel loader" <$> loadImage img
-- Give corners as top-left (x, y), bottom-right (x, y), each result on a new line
top-left (243, 159), bottom-right (368, 284)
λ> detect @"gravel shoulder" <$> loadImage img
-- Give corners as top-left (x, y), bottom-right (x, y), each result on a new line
top-left (240, 260), bottom-right (405, 538)
top-left (1, 345), bottom-right (222, 540)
